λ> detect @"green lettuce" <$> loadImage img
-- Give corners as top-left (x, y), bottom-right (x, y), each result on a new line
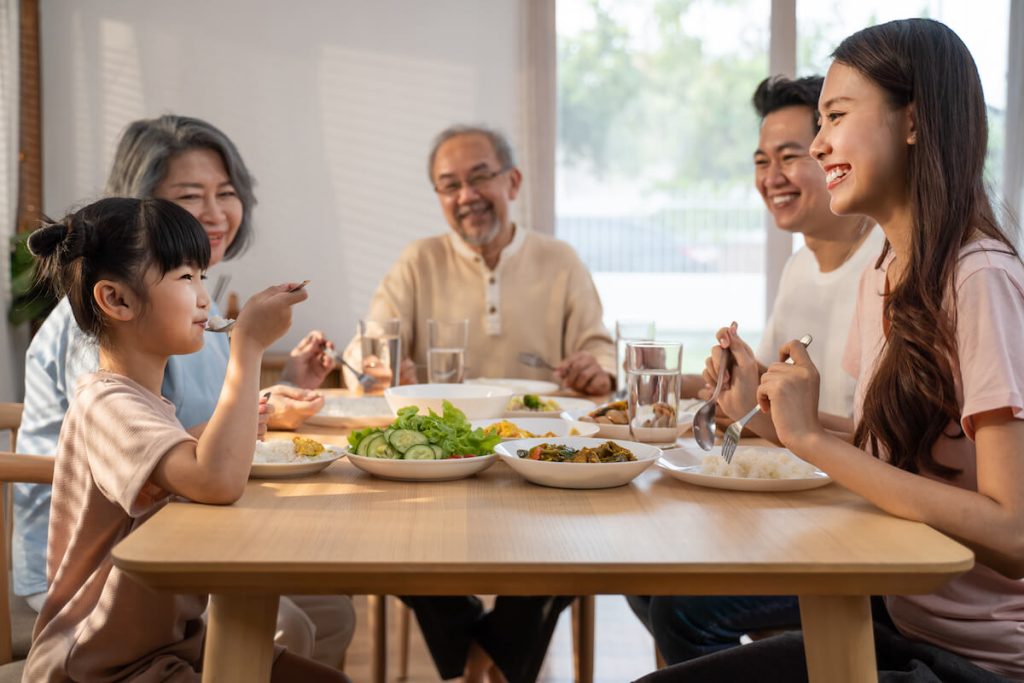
top-left (347, 400), bottom-right (500, 457)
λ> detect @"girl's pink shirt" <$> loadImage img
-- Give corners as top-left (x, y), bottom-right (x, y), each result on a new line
top-left (24, 371), bottom-right (205, 682)
top-left (843, 239), bottom-right (1024, 679)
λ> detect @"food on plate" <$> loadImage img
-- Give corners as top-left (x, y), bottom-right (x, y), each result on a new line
top-left (516, 441), bottom-right (637, 463)
top-left (507, 394), bottom-right (561, 412)
top-left (699, 449), bottom-right (817, 479)
top-left (253, 437), bottom-right (335, 464)
top-left (348, 400), bottom-right (500, 460)
top-left (580, 400), bottom-right (629, 425)
top-left (484, 420), bottom-right (557, 439)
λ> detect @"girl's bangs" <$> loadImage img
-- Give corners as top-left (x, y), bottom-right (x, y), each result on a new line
top-left (146, 200), bottom-right (211, 274)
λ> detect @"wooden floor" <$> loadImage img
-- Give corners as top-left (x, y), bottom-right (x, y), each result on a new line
top-left (343, 595), bottom-right (659, 683)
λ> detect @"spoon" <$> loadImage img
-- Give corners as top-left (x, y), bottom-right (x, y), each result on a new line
top-left (205, 281), bottom-right (310, 334)
top-left (330, 351), bottom-right (377, 391)
top-left (692, 346), bottom-right (731, 451)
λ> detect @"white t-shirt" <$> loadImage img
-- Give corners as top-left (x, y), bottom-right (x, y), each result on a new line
top-left (756, 228), bottom-right (884, 417)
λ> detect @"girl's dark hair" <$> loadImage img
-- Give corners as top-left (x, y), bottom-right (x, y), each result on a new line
top-left (106, 114), bottom-right (256, 260)
top-left (837, 19), bottom-right (1018, 476)
top-left (752, 76), bottom-right (824, 131)
top-left (28, 197), bottom-right (210, 340)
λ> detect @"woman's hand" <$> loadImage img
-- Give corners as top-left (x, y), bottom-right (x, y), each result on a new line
top-left (265, 384), bottom-right (325, 430)
top-left (756, 339), bottom-right (825, 449)
top-left (281, 330), bottom-right (336, 389)
top-left (702, 323), bottom-right (761, 420)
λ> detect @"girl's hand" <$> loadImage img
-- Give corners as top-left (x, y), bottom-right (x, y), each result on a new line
top-left (257, 393), bottom-right (273, 440)
top-left (265, 384), bottom-right (325, 430)
top-left (233, 283), bottom-right (308, 350)
top-left (756, 340), bottom-right (825, 448)
top-left (281, 330), bottom-right (336, 389)
top-left (702, 323), bottom-right (761, 419)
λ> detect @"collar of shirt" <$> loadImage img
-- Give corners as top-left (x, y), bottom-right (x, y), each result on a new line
top-left (447, 225), bottom-right (528, 336)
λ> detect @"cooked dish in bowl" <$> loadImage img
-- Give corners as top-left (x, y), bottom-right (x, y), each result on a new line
top-left (484, 420), bottom-right (558, 439)
top-left (516, 440), bottom-right (637, 463)
top-left (506, 394), bottom-right (562, 412)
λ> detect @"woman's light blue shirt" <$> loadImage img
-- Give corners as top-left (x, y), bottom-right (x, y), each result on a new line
top-left (13, 297), bottom-right (230, 595)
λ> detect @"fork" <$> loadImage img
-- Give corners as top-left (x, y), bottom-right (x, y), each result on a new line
top-left (329, 350), bottom-right (377, 391)
top-left (518, 352), bottom-right (556, 371)
top-left (721, 334), bottom-right (812, 463)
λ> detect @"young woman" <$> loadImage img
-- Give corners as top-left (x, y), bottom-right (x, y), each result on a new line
top-left (641, 18), bottom-right (1023, 683)
top-left (15, 115), bottom-right (352, 666)
top-left (21, 198), bottom-right (346, 682)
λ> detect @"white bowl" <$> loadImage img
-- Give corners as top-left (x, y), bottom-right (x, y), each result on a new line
top-left (346, 451), bottom-right (497, 482)
top-left (384, 383), bottom-right (514, 420)
top-left (494, 437), bottom-right (661, 489)
top-left (469, 417), bottom-right (600, 440)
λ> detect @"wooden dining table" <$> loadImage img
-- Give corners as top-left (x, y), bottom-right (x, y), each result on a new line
top-left (112, 422), bottom-right (973, 683)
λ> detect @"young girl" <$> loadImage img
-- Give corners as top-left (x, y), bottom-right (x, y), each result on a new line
top-left (642, 18), bottom-right (1024, 683)
top-left (22, 198), bottom-right (347, 682)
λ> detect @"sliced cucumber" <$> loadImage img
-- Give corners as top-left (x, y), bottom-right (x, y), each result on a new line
top-left (356, 431), bottom-right (380, 456)
top-left (429, 444), bottom-right (445, 459)
top-left (360, 434), bottom-right (385, 457)
top-left (404, 444), bottom-right (437, 460)
top-left (388, 429), bottom-right (429, 454)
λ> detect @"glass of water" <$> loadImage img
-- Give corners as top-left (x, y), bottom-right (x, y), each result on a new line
top-left (427, 318), bottom-right (468, 384)
top-left (615, 320), bottom-right (656, 399)
top-left (359, 318), bottom-right (402, 392)
top-left (626, 341), bottom-right (682, 444)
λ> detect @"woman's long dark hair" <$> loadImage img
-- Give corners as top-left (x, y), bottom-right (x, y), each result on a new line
top-left (840, 19), bottom-right (1017, 476)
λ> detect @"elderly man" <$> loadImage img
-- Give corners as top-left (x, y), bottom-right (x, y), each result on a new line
top-left (356, 124), bottom-right (615, 395)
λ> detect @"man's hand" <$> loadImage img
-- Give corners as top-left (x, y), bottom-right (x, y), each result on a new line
top-left (265, 384), bottom-right (325, 430)
top-left (555, 351), bottom-right (613, 396)
top-left (281, 330), bottom-right (336, 389)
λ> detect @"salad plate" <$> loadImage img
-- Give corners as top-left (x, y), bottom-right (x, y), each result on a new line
top-left (346, 451), bottom-right (497, 482)
top-left (504, 395), bottom-right (597, 418)
top-left (305, 395), bottom-right (393, 428)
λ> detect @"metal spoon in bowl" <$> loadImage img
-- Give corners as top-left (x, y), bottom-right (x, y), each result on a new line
top-left (692, 346), bottom-right (731, 451)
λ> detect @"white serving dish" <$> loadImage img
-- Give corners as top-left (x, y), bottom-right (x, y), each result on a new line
top-left (571, 399), bottom-right (700, 444)
top-left (494, 437), bottom-right (661, 489)
top-left (504, 395), bottom-right (597, 418)
top-left (345, 451), bottom-right (498, 482)
top-left (384, 383), bottom-right (514, 420)
top-left (466, 377), bottom-right (560, 395)
top-left (656, 443), bottom-right (831, 492)
top-left (249, 446), bottom-right (345, 479)
top-left (469, 417), bottom-right (600, 440)
top-left (305, 395), bottom-right (393, 428)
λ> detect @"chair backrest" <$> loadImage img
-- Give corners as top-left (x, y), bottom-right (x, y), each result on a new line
top-left (0, 403), bottom-right (55, 664)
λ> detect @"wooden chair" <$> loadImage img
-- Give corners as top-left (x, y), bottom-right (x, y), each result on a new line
top-left (0, 403), bottom-right (52, 680)
top-left (374, 595), bottom-right (595, 683)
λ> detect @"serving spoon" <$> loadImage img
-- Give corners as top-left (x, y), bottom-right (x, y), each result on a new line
top-left (691, 347), bottom-right (730, 451)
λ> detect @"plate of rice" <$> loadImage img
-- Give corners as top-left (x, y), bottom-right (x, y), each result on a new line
top-left (250, 437), bottom-right (345, 479)
top-left (657, 443), bottom-right (830, 492)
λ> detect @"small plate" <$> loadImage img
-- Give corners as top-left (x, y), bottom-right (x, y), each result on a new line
top-left (469, 417), bottom-right (600, 440)
top-left (346, 451), bottom-right (498, 482)
top-left (249, 447), bottom-right (345, 479)
top-left (656, 444), bottom-right (831, 492)
top-left (505, 396), bottom-right (597, 418)
top-left (306, 396), bottom-right (393, 428)
top-left (495, 437), bottom-right (661, 489)
top-left (571, 399), bottom-right (700, 443)
top-left (467, 378), bottom-right (560, 395)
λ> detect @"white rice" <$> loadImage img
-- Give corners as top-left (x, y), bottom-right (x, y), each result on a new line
top-left (700, 447), bottom-right (817, 479)
top-left (253, 439), bottom-right (337, 464)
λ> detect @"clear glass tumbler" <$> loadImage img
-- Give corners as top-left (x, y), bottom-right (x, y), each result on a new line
top-left (427, 318), bottom-right (468, 384)
top-left (626, 341), bottom-right (682, 444)
top-left (615, 320), bottom-right (656, 399)
top-left (359, 318), bottom-right (402, 391)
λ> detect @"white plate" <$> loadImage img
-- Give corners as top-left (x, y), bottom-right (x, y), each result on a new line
top-left (571, 399), bottom-right (700, 443)
top-left (346, 450), bottom-right (498, 482)
top-left (469, 418), bottom-right (600, 440)
top-left (467, 377), bottom-right (560, 395)
top-left (505, 396), bottom-right (597, 418)
top-left (494, 437), bottom-right (661, 489)
top-left (656, 443), bottom-right (831, 492)
top-left (306, 396), bottom-right (393, 428)
top-left (386, 384), bottom-right (513, 420)
top-left (249, 447), bottom-right (345, 479)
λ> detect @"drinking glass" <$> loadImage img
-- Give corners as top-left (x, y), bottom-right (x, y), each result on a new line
top-left (359, 318), bottom-right (402, 392)
top-left (427, 318), bottom-right (468, 384)
top-left (626, 341), bottom-right (682, 444)
top-left (614, 320), bottom-right (656, 399)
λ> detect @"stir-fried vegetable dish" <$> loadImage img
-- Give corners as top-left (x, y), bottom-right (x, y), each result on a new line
top-left (517, 441), bottom-right (637, 463)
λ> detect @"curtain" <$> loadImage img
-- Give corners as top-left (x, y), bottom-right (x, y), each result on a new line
top-left (0, 0), bottom-right (22, 401)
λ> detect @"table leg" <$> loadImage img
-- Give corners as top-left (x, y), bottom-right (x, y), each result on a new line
top-left (202, 593), bottom-right (279, 683)
top-left (573, 596), bottom-right (595, 683)
top-left (368, 595), bottom-right (388, 683)
top-left (799, 595), bottom-right (877, 683)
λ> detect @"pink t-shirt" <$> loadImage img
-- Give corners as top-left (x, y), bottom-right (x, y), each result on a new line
top-left (843, 239), bottom-right (1024, 679)
top-left (24, 371), bottom-right (206, 683)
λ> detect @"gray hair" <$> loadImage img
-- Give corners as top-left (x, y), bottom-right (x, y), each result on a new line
top-left (427, 124), bottom-right (517, 183)
top-left (105, 114), bottom-right (257, 260)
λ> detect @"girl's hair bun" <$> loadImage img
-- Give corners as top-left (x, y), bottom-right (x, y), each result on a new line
top-left (27, 218), bottom-right (83, 262)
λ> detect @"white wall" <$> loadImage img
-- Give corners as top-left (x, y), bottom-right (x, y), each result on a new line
top-left (40, 0), bottom-right (525, 352)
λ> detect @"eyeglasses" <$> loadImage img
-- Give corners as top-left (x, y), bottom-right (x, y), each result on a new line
top-left (433, 167), bottom-right (509, 197)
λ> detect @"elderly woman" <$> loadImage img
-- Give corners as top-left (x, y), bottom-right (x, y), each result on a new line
top-left (14, 114), bottom-right (352, 667)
